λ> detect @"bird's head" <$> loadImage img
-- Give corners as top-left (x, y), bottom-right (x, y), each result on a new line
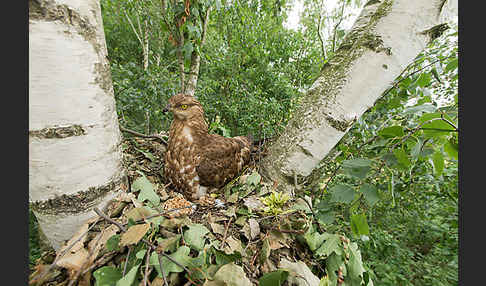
top-left (163, 93), bottom-right (205, 121)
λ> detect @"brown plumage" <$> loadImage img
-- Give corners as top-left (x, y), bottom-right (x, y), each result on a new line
top-left (163, 93), bottom-right (252, 202)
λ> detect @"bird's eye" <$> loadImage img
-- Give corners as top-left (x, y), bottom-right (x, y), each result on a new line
top-left (180, 104), bottom-right (188, 110)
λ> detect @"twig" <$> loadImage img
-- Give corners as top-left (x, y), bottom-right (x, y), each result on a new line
top-left (123, 246), bottom-right (132, 276)
top-left (157, 249), bottom-right (169, 286)
top-left (143, 248), bottom-right (152, 286)
top-left (440, 112), bottom-right (458, 131)
top-left (143, 239), bottom-right (191, 273)
top-left (390, 118), bottom-right (444, 150)
top-left (380, 55), bottom-right (454, 99)
top-left (220, 217), bottom-right (233, 247)
top-left (332, 0), bottom-right (346, 53)
top-left (124, 11), bottom-right (143, 46)
top-left (94, 207), bottom-right (127, 232)
top-left (119, 125), bottom-right (168, 146)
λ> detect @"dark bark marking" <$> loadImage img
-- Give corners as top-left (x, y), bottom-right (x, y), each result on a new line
top-left (30, 175), bottom-right (127, 215)
top-left (29, 125), bottom-right (86, 139)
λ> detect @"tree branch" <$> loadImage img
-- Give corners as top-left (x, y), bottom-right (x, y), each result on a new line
top-left (124, 11), bottom-right (143, 46)
top-left (331, 0), bottom-right (346, 53)
top-left (119, 125), bottom-right (168, 146)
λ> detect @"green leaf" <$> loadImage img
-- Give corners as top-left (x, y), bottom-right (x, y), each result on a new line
top-left (378, 126), bottom-right (404, 138)
top-left (444, 138), bottom-right (458, 160)
top-left (116, 263), bottom-right (141, 286)
top-left (325, 252), bottom-right (343, 274)
top-left (213, 247), bottom-right (242, 265)
top-left (246, 171), bottom-right (261, 186)
top-left (303, 228), bottom-right (326, 252)
top-left (93, 266), bottom-right (122, 286)
top-left (403, 104), bottom-right (437, 115)
top-left (431, 67), bottom-right (441, 83)
top-left (347, 243), bottom-right (366, 285)
top-left (324, 253), bottom-right (341, 285)
top-left (106, 234), bottom-right (120, 252)
top-left (316, 211), bottom-right (335, 225)
top-left (359, 184), bottom-right (379, 207)
top-left (135, 249), bottom-right (147, 259)
top-left (415, 72), bottom-right (431, 87)
top-left (315, 200), bottom-right (332, 212)
top-left (445, 58), bottom-right (458, 73)
top-left (132, 174), bottom-right (160, 206)
top-left (259, 270), bottom-right (289, 286)
top-left (156, 234), bottom-right (181, 253)
top-left (350, 213), bottom-right (370, 237)
top-left (150, 246), bottom-right (191, 276)
top-left (330, 184), bottom-right (356, 204)
top-left (431, 151), bottom-right (444, 177)
top-left (410, 140), bottom-right (423, 159)
top-left (341, 158), bottom-right (372, 179)
top-left (133, 147), bottom-right (156, 162)
top-left (393, 148), bottom-right (411, 169)
top-left (418, 113), bottom-right (456, 138)
top-left (315, 233), bottom-right (342, 257)
top-left (184, 224), bottom-right (210, 251)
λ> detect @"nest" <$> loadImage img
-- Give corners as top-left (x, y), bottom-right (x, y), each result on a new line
top-left (29, 136), bottom-right (325, 286)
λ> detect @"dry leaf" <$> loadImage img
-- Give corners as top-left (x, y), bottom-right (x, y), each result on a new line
top-left (210, 222), bottom-right (225, 235)
top-left (56, 248), bottom-right (90, 272)
top-left (125, 207), bottom-right (153, 221)
top-left (118, 192), bottom-right (137, 203)
top-left (268, 230), bottom-right (290, 250)
top-left (87, 224), bottom-right (119, 258)
top-left (241, 224), bottom-right (251, 241)
top-left (243, 196), bottom-right (264, 211)
top-left (279, 258), bottom-right (320, 286)
top-left (248, 218), bottom-right (260, 240)
top-left (224, 236), bottom-right (243, 255)
top-left (120, 223), bottom-right (150, 247)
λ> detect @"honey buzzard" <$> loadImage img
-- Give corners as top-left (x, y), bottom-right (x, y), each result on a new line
top-left (163, 94), bottom-right (252, 202)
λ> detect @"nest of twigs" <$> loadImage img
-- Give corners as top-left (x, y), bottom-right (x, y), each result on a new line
top-left (29, 136), bottom-right (324, 286)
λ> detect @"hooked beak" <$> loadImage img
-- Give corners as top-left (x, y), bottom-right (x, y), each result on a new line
top-left (162, 103), bottom-right (171, 113)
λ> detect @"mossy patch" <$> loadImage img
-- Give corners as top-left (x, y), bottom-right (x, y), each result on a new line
top-left (29, 125), bottom-right (86, 139)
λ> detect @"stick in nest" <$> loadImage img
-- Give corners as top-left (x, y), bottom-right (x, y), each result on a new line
top-left (120, 125), bottom-right (168, 146)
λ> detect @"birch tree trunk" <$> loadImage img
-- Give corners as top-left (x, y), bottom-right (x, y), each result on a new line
top-left (259, 0), bottom-right (457, 192)
top-left (29, 0), bottom-right (126, 250)
top-left (182, 7), bottom-right (211, 97)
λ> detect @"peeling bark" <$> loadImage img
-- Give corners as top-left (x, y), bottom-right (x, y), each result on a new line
top-left (29, 0), bottom-right (125, 250)
top-left (259, 0), bottom-right (455, 192)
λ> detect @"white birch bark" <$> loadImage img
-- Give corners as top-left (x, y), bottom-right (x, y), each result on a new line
top-left (29, 0), bottom-right (125, 250)
top-left (259, 0), bottom-right (457, 192)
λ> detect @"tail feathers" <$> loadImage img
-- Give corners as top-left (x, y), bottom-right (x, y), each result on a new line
top-left (234, 134), bottom-right (253, 148)
top-left (245, 133), bottom-right (254, 146)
